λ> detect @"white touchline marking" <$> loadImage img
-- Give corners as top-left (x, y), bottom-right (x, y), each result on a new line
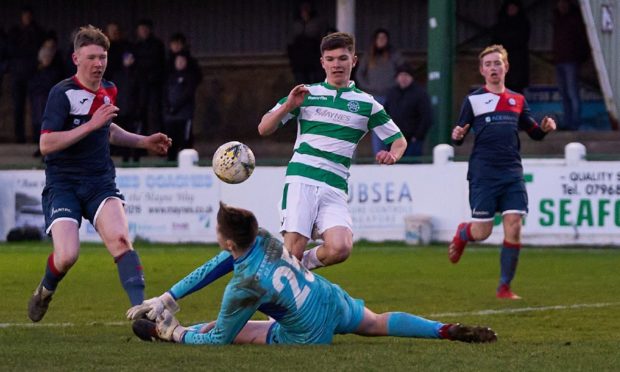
top-left (1, 302), bottom-right (619, 328)
top-left (427, 302), bottom-right (620, 318)
top-left (0, 321), bottom-right (128, 328)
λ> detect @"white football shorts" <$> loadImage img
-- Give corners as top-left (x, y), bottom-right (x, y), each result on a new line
top-left (279, 182), bottom-right (352, 239)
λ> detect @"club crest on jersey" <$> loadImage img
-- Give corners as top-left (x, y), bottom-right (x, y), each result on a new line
top-left (104, 96), bottom-right (111, 104)
top-left (508, 98), bottom-right (516, 106)
top-left (347, 101), bottom-right (360, 113)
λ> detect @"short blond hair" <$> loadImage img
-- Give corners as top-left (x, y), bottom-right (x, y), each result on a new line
top-left (479, 44), bottom-right (508, 65)
top-left (74, 25), bottom-right (110, 52)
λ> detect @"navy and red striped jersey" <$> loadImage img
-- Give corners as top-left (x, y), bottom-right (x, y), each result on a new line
top-left (41, 76), bottom-right (118, 181)
top-left (454, 87), bottom-right (547, 181)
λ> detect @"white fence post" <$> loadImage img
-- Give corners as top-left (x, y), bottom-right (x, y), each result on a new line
top-left (433, 144), bottom-right (454, 165)
top-left (178, 149), bottom-right (199, 168)
top-left (565, 142), bottom-right (586, 165)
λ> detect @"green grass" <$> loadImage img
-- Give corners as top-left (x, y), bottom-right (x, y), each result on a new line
top-left (1, 242), bottom-right (619, 371)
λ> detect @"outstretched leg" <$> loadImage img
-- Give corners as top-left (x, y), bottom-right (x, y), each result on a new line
top-left (354, 307), bottom-right (497, 343)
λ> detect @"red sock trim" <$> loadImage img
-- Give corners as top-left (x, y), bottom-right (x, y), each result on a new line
top-left (438, 323), bottom-right (453, 340)
top-left (47, 254), bottom-right (62, 276)
top-left (503, 240), bottom-right (521, 249)
top-left (465, 223), bottom-right (475, 241)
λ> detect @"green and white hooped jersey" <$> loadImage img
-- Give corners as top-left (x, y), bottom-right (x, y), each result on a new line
top-left (271, 81), bottom-right (403, 193)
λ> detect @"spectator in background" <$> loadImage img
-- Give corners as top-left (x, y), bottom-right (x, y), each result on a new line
top-left (133, 19), bottom-right (166, 135)
top-left (28, 35), bottom-right (64, 157)
top-left (287, 1), bottom-right (327, 84)
top-left (62, 28), bottom-right (80, 77)
top-left (0, 27), bottom-right (8, 101)
top-left (7, 6), bottom-right (46, 143)
top-left (384, 64), bottom-right (432, 158)
top-left (104, 22), bottom-right (132, 82)
top-left (553, 0), bottom-right (590, 131)
top-left (111, 51), bottom-right (142, 163)
top-left (104, 22), bottom-right (141, 162)
top-left (355, 28), bottom-right (404, 155)
top-left (492, 0), bottom-right (530, 93)
top-left (167, 32), bottom-right (202, 85)
top-left (163, 52), bottom-right (199, 162)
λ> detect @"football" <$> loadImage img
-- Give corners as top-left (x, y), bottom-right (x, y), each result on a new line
top-left (212, 141), bottom-right (256, 184)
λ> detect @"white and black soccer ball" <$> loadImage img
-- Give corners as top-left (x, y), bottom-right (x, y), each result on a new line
top-left (212, 141), bottom-right (255, 184)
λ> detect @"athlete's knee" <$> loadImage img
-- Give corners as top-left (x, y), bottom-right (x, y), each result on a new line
top-left (356, 310), bottom-right (388, 336)
top-left (323, 240), bottom-right (352, 263)
top-left (471, 222), bottom-right (493, 241)
top-left (504, 224), bottom-right (521, 242)
top-left (107, 233), bottom-right (133, 255)
top-left (503, 215), bottom-right (522, 240)
top-left (55, 250), bottom-right (79, 271)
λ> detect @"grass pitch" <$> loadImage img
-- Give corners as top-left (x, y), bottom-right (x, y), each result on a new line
top-left (1, 241), bottom-right (619, 371)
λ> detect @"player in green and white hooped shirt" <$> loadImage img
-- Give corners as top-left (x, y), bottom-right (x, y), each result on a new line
top-left (258, 32), bottom-right (407, 270)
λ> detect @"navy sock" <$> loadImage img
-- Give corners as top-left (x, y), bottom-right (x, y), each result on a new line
top-left (386, 312), bottom-right (444, 339)
top-left (499, 240), bottom-right (521, 286)
top-left (115, 250), bottom-right (145, 305)
top-left (41, 254), bottom-right (65, 291)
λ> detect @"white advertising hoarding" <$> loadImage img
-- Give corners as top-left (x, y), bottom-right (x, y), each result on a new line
top-left (1, 153), bottom-right (619, 246)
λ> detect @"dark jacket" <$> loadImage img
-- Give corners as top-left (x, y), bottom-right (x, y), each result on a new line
top-left (492, 1), bottom-right (531, 92)
top-left (133, 35), bottom-right (166, 85)
top-left (553, 6), bottom-right (590, 64)
top-left (384, 83), bottom-right (432, 141)
top-left (7, 21), bottom-right (45, 78)
top-left (164, 68), bottom-right (198, 121)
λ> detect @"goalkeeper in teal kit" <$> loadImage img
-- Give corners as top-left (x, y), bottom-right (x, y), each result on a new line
top-left (127, 203), bottom-right (497, 345)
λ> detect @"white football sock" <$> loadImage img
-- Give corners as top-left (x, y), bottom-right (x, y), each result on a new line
top-left (301, 246), bottom-right (325, 270)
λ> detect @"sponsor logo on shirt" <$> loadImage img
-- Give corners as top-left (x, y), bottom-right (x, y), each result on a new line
top-left (313, 108), bottom-right (351, 124)
top-left (307, 96), bottom-right (328, 101)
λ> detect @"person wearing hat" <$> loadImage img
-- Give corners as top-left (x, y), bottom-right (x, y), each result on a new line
top-left (383, 63), bottom-right (432, 158)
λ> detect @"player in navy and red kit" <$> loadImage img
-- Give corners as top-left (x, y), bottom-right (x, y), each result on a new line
top-left (27, 25), bottom-right (172, 322)
top-left (448, 45), bottom-right (556, 300)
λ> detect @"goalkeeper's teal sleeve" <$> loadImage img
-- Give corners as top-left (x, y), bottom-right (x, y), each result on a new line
top-left (169, 251), bottom-right (234, 299)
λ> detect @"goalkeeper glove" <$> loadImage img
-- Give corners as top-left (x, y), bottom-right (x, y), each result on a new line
top-left (157, 309), bottom-right (186, 342)
top-left (126, 292), bottom-right (180, 321)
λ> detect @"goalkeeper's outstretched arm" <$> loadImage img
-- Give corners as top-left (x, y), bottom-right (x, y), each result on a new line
top-left (127, 251), bottom-right (234, 320)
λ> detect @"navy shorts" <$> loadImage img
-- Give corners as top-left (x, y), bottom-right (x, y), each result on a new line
top-left (42, 178), bottom-right (124, 235)
top-left (469, 179), bottom-right (528, 221)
